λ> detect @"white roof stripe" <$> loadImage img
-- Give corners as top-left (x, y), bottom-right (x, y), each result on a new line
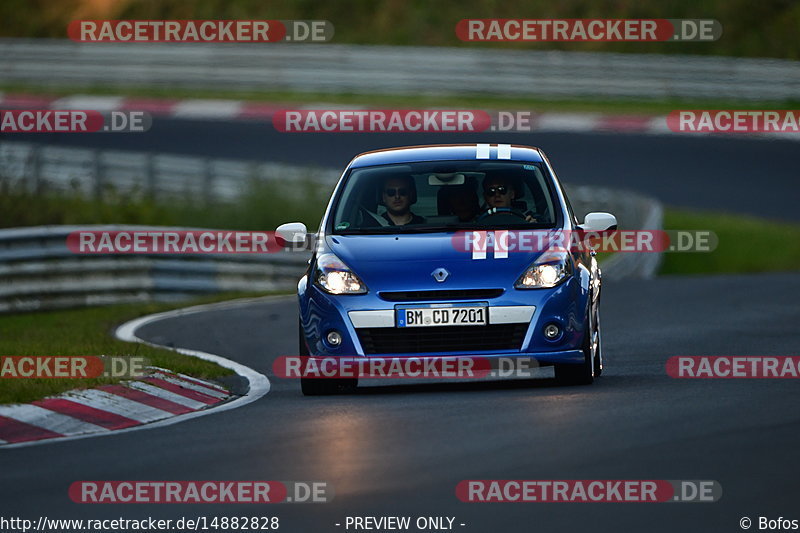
top-left (126, 381), bottom-right (208, 410)
top-left (472, 231), bottom-right (487, 260)
top-left (497, 144), bottom-right (511, 159)
top-left (0, 404), bottom-right (107, 436)
top-left (494, 230), bottom-right (509, 258)
top-left (476, 143), bottom-right (491, 159)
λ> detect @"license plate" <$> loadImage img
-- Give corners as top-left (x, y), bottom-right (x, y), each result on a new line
top-left (397, 305), bottom-right (488, 328)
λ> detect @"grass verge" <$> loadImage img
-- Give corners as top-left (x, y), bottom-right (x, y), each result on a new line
top-left (0, 176), bottom-right (329, 231)
top-left (0, 292), bottom-right (285, 405)
top-left (660, 209), bottom-right (800, 274)
top-left (2, 83), bottom-right (797, 116)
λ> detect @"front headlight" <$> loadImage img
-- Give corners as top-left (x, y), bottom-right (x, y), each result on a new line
top-left (515, 249), bottom-right (572, 289)
top-left (314, 253), bottom-right (368, 295)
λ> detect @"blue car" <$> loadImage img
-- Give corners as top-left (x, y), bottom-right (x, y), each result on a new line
top-left (277, 144), bottom-right (617, 395)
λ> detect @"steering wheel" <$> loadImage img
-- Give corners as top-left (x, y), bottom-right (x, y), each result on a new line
top-left (476, 207), bottom-right (529, 222)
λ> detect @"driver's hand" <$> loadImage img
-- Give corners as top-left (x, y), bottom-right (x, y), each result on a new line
top-left (525, 214), bottom-right (537, 222)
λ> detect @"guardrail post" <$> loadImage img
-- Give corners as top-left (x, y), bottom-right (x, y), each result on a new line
top-left (30, 144), bottom-right (42, 193)
top-left (92, 149), bottom-right (103, 200)
top-left (204, 158), bottom-right (214, 206)
top-left (146, 153), bottom-right (156, 199)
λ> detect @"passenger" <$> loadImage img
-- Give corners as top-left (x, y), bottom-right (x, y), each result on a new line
top-left (381, 176), bottom-right (425, 225)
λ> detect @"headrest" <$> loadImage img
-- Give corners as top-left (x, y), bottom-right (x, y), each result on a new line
top-left (437, 181), bottom-right (478, 215)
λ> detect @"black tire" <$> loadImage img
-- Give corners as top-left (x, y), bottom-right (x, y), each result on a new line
top-left (593, 314), bottom-right (603, 377)
top-left (554, 317), bottom-right (595, 386)
top-left (299, 320), bottom-right (357, 396)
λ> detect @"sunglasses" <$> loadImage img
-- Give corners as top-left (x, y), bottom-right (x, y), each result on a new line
top-left (384, 187), bottom-right (409, 197)
top-left (486, 186), bottom-right (509, 196)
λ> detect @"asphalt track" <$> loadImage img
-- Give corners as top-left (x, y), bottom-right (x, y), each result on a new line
top-left (1, 121), bottom-right (799, 532)
top-left (1, 273), bottom-right (799, 532)
top-left (8, 117), bottom-right (800, 221)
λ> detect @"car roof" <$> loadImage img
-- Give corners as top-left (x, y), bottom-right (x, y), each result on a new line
top-left (349, 143), bottom-right (545, 168)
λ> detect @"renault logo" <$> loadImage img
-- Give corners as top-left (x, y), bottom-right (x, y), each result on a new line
top-left (432, 268), bottom-right (450, 282)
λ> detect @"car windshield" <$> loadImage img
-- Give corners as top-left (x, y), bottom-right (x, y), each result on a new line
top-left (330, 160), bottom-right (559, 234)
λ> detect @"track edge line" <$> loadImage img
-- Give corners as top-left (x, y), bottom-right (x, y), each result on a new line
top-left (2, 295), bottom-right (283, 450)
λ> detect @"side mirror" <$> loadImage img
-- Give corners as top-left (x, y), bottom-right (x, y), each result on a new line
top-left (276, 222), bottom-right (308, 244)
top-left (579, 212), bottom-right (618, 231)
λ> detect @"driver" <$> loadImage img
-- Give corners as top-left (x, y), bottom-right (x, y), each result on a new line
top-left (381, 176), bottom-right (425, 226)
top-left (482, 176), bottom-right (536, 222)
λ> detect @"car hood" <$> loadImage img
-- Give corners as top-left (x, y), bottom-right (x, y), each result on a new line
top-left (325, 233), bottom-right (547, 292)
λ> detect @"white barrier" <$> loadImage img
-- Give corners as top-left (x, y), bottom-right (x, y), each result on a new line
top-left (0, 39), bottom-right (797, 101)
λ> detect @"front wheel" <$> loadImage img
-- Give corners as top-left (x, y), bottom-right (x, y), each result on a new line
top-left (554, 316), bottom-right (595, 386)
top-left (593, 308), bottom-right (603, 377)
top-left (299, 320), bottom-right (357, 396)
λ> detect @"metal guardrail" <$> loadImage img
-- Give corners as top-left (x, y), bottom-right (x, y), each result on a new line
top-left (574, 186), bottom-right (664, 280)
top-left (1, 39), bottom-right (798, 101)
top-left (0, 225), bottom-right (309, 313)
top-left (0, 186), bottom-right (661, 313)
top-left (0, 138), bottom-right (663, 315)
top-left (0, 142), bottom-right (339, 201)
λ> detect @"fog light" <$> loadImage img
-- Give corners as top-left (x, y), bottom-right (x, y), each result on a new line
top-left (326, 330), bottom-right (342, 347)
top-left (543, 324), bottom-right (561, 340)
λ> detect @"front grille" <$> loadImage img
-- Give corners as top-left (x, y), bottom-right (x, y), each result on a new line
top-left (378, 289), bottom-right (504, 301)
top-left (356, 324), bottom-right (527, 355)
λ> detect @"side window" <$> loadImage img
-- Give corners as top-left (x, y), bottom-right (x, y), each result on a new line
top-left (524, 167), bottom-right (556, 223)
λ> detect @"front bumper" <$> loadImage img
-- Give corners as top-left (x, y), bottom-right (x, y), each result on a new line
top-left (298, 275), bottom-right (589, 365)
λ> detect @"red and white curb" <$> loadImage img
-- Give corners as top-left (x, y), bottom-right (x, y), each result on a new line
top-left (0, 93), bottom-right (284, 121)
top-left (2, 92), bottom-right (796, 140)
top-left (0, 92), bottom-right (665, 132)
top-left (0, 368), bottom-right (231, 445)
top-left (0, 296), bottom-right (275, 449)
